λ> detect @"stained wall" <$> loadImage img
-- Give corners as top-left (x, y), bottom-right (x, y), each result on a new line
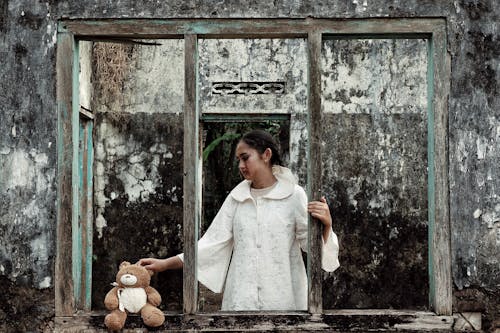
top-left (90, 40), bottom-right (185, 310)
top-left (0, 0), bottom-right (498, 331)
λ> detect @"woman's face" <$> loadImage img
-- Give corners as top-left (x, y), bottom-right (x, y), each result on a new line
top-left (235, 141), bottom-right (270, 182)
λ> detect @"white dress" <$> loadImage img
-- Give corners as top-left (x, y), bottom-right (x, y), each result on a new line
top-left (178, 166), bottom-right (340, 311)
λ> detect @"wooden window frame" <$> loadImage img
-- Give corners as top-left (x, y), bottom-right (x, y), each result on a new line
top-left (55, 18), bottom-right (452, 331)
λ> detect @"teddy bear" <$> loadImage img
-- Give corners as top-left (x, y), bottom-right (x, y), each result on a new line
top-left (104, 261), bottom-right (165, 330)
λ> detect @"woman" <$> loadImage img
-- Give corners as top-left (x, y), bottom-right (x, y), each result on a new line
top-left (138, 130), bottom-right (339, 311)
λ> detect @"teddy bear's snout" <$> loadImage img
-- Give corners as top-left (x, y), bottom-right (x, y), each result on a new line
top-left (120, 274), bottom-right (138, 286)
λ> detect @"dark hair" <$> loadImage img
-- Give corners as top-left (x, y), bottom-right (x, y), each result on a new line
top-left (240, 129), bottom-right (283, 166)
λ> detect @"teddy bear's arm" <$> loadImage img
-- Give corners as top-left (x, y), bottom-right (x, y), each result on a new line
top-left (145, 286), bottom-right (162, 307)
top-left (104, 287), bottom-right (120, 310)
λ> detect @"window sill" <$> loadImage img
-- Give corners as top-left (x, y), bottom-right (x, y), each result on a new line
top-left (55, 309), bottom-right (455, 332)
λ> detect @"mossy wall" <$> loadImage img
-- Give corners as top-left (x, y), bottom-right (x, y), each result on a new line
top-left (0, 0), bottom-right (498, 331)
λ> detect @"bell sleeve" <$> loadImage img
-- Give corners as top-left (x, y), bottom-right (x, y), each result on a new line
top-left (295, 186), bottom-right (340, 272)
top-left (177, 195), bottom-right (235, 293)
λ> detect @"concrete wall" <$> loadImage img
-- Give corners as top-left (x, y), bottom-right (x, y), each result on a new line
top-left (321, 38), bottom-right (429, 309)
top-left (90, 40), bottom-right (185, 311)
top-left (0, 0), bottom-right (498, 331)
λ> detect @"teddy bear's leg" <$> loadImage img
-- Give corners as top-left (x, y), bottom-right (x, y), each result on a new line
top-left (104, 309), bottom-right (127, 331)
top-left (140, 303), bottom-right (165, 327)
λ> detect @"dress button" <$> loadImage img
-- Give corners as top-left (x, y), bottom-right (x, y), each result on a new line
top-left (256, 243), bottom-right (261, 248)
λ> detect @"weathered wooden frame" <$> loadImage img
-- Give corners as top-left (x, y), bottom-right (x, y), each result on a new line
top-left (56, 18), bottom-right (451, 331)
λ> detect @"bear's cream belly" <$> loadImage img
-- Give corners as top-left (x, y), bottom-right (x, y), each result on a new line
top-left (118, 288), bottom-right (147, 313)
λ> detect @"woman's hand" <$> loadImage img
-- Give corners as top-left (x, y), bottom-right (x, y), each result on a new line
top-left (137, 256), bottom-right (183, 272)
top-left (308, 196), bottom-right (333, 241)
top-left (137, 258), bottom-right (167, 272)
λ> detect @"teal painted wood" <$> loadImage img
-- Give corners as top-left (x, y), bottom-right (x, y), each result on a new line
top-left (424, 21), bottom-right (452, 315)
top-left (85, 120), bottom-right (94, 310)
top-left (77, 120), bottom-right (85, 308)
top-left (72, 39), bottom-right (82, 306)
top-left (57, 23), bottom-right (69, 33)
top-left (78, 119), bottom-right (94, 310)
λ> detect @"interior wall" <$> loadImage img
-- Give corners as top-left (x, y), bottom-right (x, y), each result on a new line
top-left (90, 40), bottom-right (185, 310)
top-left (321, 38), bottom-right (429, 309)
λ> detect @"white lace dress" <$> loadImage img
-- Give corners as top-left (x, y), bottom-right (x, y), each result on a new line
top-left (178, 166), bottom-right (340, 311)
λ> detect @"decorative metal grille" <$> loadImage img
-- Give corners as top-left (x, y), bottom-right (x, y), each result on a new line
top-left (212, 82), bottom-right (285, 95)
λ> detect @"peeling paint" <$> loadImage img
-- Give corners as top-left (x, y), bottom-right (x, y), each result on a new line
top-left (321, 38), bottom-right (429, 309)
top-left (38, 276), bottom-right (51, 289)
top-left (44, 22), bottom-right (56, 55)
top-left (4, 149), bottom-right (50, 191)
top-left (476, 137), bottom-right (487, 160)
top-left (322, 39), bottom-right (427, 115)
top-left (481, 211), bottom-right (499, 229)
top-left (95, 214), bottom-right (107, 239)
top-left (199, 39), bottom-right (308, 116)
top-left (30, 235), bottom-right (49, 263)
top-left (89, 41), bottom-right (185, 310)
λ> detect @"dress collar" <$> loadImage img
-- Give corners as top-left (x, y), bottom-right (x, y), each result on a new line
top-left (230, 166), bottom-right (297, 202)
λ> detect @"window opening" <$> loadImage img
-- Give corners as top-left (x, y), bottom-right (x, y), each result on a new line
top-left (200, 119), bottom-right (291, 312)
top-left (85, 39), bottom-right (185, 311)
top-left (197, 37), bottom-right (308, 312)
top-left (320, 37), bottom-right (429, 309)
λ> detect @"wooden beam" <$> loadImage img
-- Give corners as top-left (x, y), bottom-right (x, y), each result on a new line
top-left (61, 18), bottom-right (443, 38)
top-left (183, 34), bottom-right (199, 314)
top-left (78, 40), bottom-right (94, 310)
top-left (71, 40), bottom-right (83, 310)
top-left (55, 30), bottom-right (76, 316)
top-left (315, 17), bottom-right (440, 35)
top-left (77, 41), bottom-right (94, 311)
top-left (201, 113), bottom-right (290, 123)
top-left (61, 18), bottom-right (309, 38)
top-left (79, 107), bottom-right (94, 120)
top-left (78, 119), bottom-right (94, 310)
top-left (428, 20), bottom-right (452, 316)
top-left (307, 30), bottom-right (323, 314)
top-left (53, 310), bottom-right (454, 332)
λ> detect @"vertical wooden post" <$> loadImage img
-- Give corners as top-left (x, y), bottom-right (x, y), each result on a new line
top-left (428, 22), bottom-right (452, 316)
top-left (78, 117), bottom-right (94, 311)
top-left (183, 34), bottom-right (199, 314)
top-left (307, 30), bottom-right (323, 314)
top-left (70, 39), bottom-right (84, 310)
top-left (55, 29), bottom-right (76, 316)
top-left (77, 41), bottom-right (95, 311)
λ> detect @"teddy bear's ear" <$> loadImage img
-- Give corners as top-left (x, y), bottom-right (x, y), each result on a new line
top-left (119, 261), bottom-right (131, 269)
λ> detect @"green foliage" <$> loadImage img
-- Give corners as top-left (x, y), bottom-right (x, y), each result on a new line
top-left (202, 132), bottom-right (241, 162)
